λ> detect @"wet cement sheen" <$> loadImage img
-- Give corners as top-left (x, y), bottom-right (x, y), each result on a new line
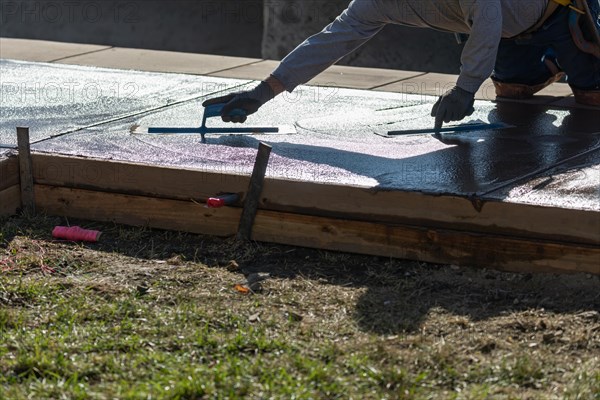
top-left (2, 61), bottom-right (599, 211)
top-left (0, 59), bottom-right (250, 146)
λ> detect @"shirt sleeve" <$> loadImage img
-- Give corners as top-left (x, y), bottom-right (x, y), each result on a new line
top-left (456, 0), bottom-right (503, 93)
top-left (272, 0), bottom-right (387, 92)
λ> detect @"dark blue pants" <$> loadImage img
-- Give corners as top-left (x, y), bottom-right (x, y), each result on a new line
top-left (493, 2), bottom-right (600, 90)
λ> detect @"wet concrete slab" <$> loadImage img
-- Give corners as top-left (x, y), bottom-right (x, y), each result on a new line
top-left (3, 61), bottom-right (598, 212)
top-left (34, 95), bottom-right (600, 208)
top-left (33, 88), bottom-right (424, 186)
top-left (0, 60), bottom-right (250, 146)
top-left (487, 149), bottom-right (600, 211)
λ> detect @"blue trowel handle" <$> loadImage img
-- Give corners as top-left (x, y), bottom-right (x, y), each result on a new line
top-left (203, 103), bottom-right (247, 121)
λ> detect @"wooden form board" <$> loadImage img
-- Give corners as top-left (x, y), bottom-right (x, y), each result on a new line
top-left (0, 152), bottom-right (595, 274)
top-left (31, 154), bottom-right (600, 246)
top-left (35, 185), bottom-right (600, 275)
top-left (0, 185), bottom-right (21, 217)
top-left (0, 156), bottom-right (21, 217)
top-left (0, 156), bottom-right (20, 191)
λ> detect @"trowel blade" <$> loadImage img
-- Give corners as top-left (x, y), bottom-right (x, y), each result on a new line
top-left (374, 121), bottom-right (513, 137)
top-left (130, 124), bottom-right (297, 136)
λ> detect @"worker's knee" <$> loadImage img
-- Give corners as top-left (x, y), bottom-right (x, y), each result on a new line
top-left (492, 71), bottom-right (565, 99)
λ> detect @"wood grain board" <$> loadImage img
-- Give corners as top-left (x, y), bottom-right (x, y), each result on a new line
top-left (35, 184), bottom-right (600, 275)
top-left (0, 156), bottom-right (19, 191)
top-left (31, 154), bottom-right (600, 245)
top-left (0, 155), bottom-right (21, 217)
top-left (1, 152), bottom-right (597, 274)
top-left (0, 185), bottom-right (21, 217)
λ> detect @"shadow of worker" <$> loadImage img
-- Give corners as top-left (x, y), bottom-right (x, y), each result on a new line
top-left (428, 100), bottom-right (600, 202)
top-left (352, 262), bottom-right (600, 334)
top-left (352, 102), bottom-right (600, 335)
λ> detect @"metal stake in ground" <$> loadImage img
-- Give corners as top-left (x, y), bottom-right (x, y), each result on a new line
top-left (17, 127), bottom-right (35, 213)
top-left (237, 142), bottom-right (272, 241)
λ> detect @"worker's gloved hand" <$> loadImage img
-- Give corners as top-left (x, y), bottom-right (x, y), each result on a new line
top-left (431, 86), bottom-right (475, 130)
top-left (202, 81), bottom-right (275, 123)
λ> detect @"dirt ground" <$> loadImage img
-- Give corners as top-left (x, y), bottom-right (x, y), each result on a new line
top-left (1, 214), bottom-right (599, 399)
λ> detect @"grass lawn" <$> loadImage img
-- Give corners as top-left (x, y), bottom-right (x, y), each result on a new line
top-left (1, 214), bottom-right (599, 399)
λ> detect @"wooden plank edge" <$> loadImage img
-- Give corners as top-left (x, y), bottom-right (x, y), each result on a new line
top-left (35, 184), bottom-right (600, 276)
top-left (253, 210), bottom-right (600, 276)
top-left (0, 185), bottom-right (21, 217)
top-left (31, 153), bottom-right (600, 245)
top-left (35, 184), bottom-right (239, 237)
top-left (0, 155), bottom-right (20, 191)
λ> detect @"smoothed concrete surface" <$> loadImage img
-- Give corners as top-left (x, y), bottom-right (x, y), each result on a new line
top-left (0, 60), bottom-right (250, 146)
top-left (2, 61), bottom-right (598, 212)
top-left (488, 149), bottom-right (600, 211)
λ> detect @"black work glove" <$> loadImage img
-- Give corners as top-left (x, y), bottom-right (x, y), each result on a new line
top-left (431, 86), bottom-right (475, 130)
top-left (202, 81), bottom-right (275, 123)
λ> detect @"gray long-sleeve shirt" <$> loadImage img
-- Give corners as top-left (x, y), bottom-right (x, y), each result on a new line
top-left (272, 0), bottom-right (548, 93)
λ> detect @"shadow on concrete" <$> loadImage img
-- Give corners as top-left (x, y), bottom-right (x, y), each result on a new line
top-left (214, 102), bottom-right (600, 196)
top-left (206, 101), bottom-right (600, 334)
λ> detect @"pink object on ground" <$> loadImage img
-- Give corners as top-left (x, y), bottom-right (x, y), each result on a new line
top-left (207, 197), bottom-right (226, 208)
top-left (206, 193), bottom-right (240, 208)
top-left (52, 226), bottom-right (102, 242)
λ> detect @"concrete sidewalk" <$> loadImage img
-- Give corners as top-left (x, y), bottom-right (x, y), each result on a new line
top-left (0, 38), bottom-right (577, 104)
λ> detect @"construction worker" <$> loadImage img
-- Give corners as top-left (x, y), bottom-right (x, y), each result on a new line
top-left (204, 0), bottom-right (600, 129)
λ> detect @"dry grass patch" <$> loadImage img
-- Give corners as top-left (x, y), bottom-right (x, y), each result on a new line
top-left (1, 214), bottom-right (598, 399)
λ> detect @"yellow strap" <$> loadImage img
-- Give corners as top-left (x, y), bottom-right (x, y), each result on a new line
top-left (551, 0), bottom-right (585, 14)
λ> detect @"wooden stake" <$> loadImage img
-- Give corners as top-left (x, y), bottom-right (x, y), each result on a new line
top-left (237, 142), bottom-right (272, 241)
top-left (17, 127), bottom-right (35, 213)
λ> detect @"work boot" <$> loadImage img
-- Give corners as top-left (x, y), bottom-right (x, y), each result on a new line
top-left (493, 57), bottom-right (565, 99)
top-left (572, 88), bottom-right (600, 106)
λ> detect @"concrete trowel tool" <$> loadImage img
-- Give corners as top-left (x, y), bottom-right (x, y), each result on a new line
top-left (148, 103), bottom-right (291, 143)
top-left (375, 121), bottom-right (513, 137)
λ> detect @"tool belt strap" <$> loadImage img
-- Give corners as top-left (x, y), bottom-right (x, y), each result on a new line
top-left (569, 0), bottom-right (600, 57)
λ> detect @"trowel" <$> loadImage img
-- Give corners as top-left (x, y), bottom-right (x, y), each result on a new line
top-left (374, 120), bottom-right (513, 137)
top-left (141, 103), bottom-right (296, 143)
